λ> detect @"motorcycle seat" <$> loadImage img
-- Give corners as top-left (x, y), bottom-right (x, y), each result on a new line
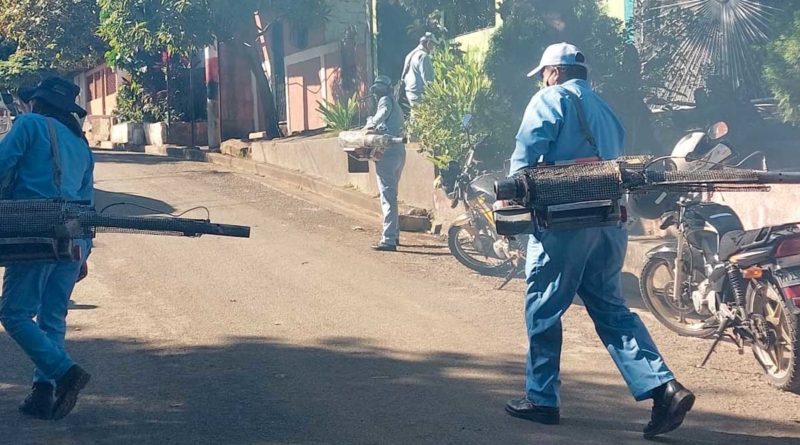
top-left (719, 227), bottom-right (771, 261)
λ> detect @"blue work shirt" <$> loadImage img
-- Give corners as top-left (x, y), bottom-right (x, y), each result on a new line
top-left (0, 113), bottom-right (94, 203)
top-left (403, 45), bottom-right (434, 98)
top-left (366, 96), bottom-right (406, 151)
top-left (510, 79), bottom-right (625, 174)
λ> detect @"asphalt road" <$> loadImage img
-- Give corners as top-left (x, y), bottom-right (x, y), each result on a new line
top-left (0, 152), bottom-right (798, 445)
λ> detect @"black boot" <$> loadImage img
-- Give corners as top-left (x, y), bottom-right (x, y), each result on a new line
top-left (643, 380), bottom-right (695, 439)
top-left (19, 382), bottom-right (54, 420)
top-left (371, 242), bottom-right (397, 252)
top-left (52, 365), bottom-right (91, 420)
top-left (505, 398), bottom-right (560, 425)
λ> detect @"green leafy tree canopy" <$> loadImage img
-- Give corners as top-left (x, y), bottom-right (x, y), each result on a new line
top-left (764, 11), bottom-right (800, 125)
top-left (484, 0), bottom-right (658, 153)
top-left (0, 0), bottom-right (105, 87)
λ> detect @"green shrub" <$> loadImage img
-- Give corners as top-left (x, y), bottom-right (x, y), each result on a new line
top-left (317, 94), bottom-right (358, 131)
top-left (764, 11), bottom-right (800, 125)
top-left (115, 79), bottom-right (174, 123)
top-left (408, 45), bottom-right (511, 169)
top-left (484, 0), bottom-right (660, 154)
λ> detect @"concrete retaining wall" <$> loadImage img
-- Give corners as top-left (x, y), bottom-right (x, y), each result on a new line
top-left (84, 115), bottom-right (114, 144)
top-left (144, 122), bottom-right (209, 147)
top-left (242, 135), bottom-right (800, 237)
top-left (111, 122), bottom-right (144, 145)
top-left (249, 136), bottom-right (436, 211)
top-left (712, 185), bottom-right (800, 230)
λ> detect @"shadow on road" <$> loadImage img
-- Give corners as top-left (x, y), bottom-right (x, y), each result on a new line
top-left (621, 271), bottom-right (645, 310)
top-left (398, 250), bottom-right (452, 257)
top-left (67, 300), bottom-right (98, 311)
top-left (94, 189), bottom-right (176, 217)
top-left (0, 335), bottom-right (795, 445)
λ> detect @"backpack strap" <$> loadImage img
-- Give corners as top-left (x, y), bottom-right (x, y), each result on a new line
top-left (46, 118), bottom-right (63, 195)
top-left (0, 163), bottom-right (15, 198)
top-left (561, 88), bottom-right (599, 158)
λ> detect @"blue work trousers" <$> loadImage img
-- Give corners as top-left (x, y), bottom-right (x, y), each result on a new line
top-left (524, 226), bottom-right (674, 407)
top-left (0, 239), bottom-right (90, 384)
top-left (375, 147), bottom-right (406, 245)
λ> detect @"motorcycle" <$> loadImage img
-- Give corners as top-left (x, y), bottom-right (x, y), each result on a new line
top-left (634, 122), bottom-right (800, 393)
top-left (439, 115), bottom-right (526, 288)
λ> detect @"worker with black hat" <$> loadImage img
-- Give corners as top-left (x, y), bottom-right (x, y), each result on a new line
top-left (0, 77), bottom-right (93, 420)
top-left (365, 75), bottom-right (406, 251)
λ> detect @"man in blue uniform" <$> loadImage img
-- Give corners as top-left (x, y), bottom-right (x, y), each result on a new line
top-left (0, 77), bottom-right (93, 420)
top-left (365, 75), bottom-right (406, 252)
top-left (401, 33), bottom-right (435, 109)
top-left (504, 43), bottom-right (695, 439)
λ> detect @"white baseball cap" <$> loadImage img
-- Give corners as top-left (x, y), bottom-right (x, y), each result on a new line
top-left (527, 42), bottom-right (588, 78)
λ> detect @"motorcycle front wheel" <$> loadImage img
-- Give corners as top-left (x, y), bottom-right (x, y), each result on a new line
top-left (447, 225), bottom-right (513, 277)
top-left (639, 256), bottom-right (717, 338)
top-left (749, 280), bottom-right (800, 394)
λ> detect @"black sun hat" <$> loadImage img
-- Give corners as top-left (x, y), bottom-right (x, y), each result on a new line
top-left (19, 77), bottom-right (87, 118)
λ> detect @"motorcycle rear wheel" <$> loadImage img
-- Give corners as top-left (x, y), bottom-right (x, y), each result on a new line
top-left (447, 225), bottom-right (513, 277)
top-left (639, 256), bottom-right (717, 338)
top-left (749, 281), bottom-right (800, 394)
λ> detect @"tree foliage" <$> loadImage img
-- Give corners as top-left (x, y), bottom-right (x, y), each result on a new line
top-left (408, 44), bottom-right (509, 168)
top-left (764, 11), bottom-right (800, 125)
top-left (0, 0), bottom-right (105, 87)
top-left (98, 0), bottom-right (212, 68)
top-left (484, 0), bottom-right (658, 153)
top-left (99, 0), bottom-right (328, 133)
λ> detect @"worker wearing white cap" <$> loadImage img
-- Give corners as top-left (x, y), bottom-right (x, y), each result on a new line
top-left (504, 43), bottom-right (695, 440)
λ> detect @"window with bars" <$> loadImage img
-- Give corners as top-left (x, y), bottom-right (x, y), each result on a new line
top-left (105, 67), bottom-right (116, 94)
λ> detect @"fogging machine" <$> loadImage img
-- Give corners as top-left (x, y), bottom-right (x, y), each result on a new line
top-left (493, 156), bottom-right (800, 235)
top-left (0, 200), bottom-right (250, 265)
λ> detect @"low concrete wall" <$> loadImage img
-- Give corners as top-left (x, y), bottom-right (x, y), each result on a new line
top-left (144, 122), bottom-right (210, 147)
top-left (712, 185), bottom-right (800, 230)
top-left (244, 135), bottom-right (800, 236)
top-left (84, 115), bottom-right (114, 144)
top-left (143, 123), bottom-right (165, 146)
top-left (250, 136), bottom-right (436, 211)
top-left (169, 122), bottom-right (209, 147)
top-left (111, 122), bottom-right (144, 145)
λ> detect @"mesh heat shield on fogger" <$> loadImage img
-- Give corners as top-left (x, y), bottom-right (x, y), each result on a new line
top-left (0, 200), bottom-right (250, 265)
top-left (493, 158), bottom-right (800, 235)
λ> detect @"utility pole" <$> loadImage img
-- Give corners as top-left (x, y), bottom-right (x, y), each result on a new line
top-left (205, 42), bottom-right (222, 150)
top-left (165, 50), bottom-right (172, 141)
top-left (188, 53), bottom-right (196, 149)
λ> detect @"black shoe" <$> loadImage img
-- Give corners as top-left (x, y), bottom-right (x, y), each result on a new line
top-left (371, 243), bottom-right (397, 252)
top-left (18, 382), bottom-right (54, 420)
top-left (643, 380), bottom-right (695, 439)
top-left (505, 398), bottom-right (560, 425)
top-left (52, 365), bottom-right (91, 420)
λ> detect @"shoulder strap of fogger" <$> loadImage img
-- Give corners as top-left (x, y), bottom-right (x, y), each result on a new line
top-left (400, 49), bottom-right (424, 85)
top-left (561, 88), bottom-right (599, 158)
top-left (46, 118), bottom-right (63, 195)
